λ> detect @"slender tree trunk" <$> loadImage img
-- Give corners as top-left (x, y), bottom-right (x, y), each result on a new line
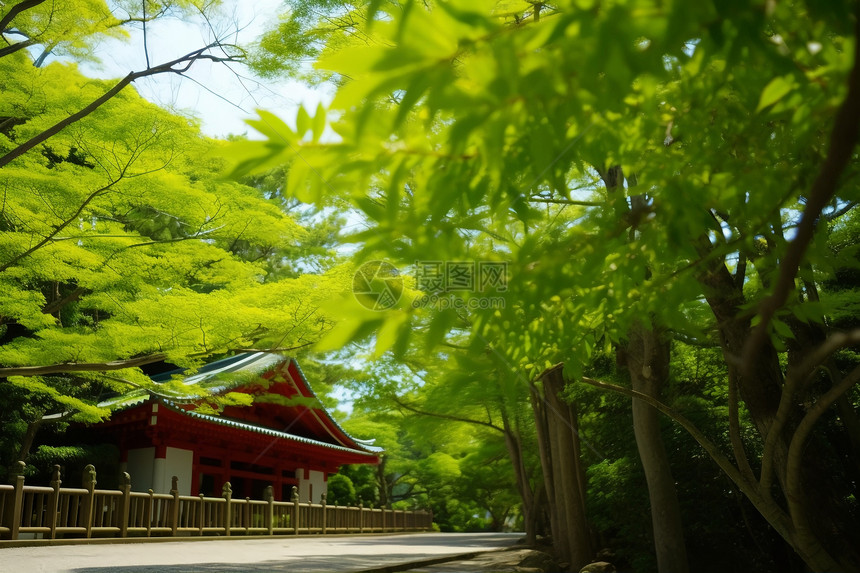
top-left (501, 418), bottom-right (537, 545)
top-left (621, 323), bottom-right (690, 573)
top-left (376, 457), bottom-right (390, 506)
top-left (16, 417), bottom-right (43, 462)
top-left (530, 380), bottom-right (560, 543)
top-left (532, 365), bottom-right (592, 570)
top-left (600, 166), bottom-right (690, 571)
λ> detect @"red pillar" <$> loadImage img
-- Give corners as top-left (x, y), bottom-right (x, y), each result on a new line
top-left (191, 451), bottom-right (201, 496)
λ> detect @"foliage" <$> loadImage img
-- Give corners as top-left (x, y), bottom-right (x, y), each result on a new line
top-left (0, 1), bottom-right (351, 475)
top-left (325, 472), bottom-right (357, 504)
top-left (238, 0), bottom-right (860, 570)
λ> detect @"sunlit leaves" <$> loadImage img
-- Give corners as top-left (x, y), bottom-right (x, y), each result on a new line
top-left (0, 55), bottom-right (351, 420)
top-left (238, 0), bottom-right (858, 398)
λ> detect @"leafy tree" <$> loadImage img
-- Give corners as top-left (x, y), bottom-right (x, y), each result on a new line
top-left (0, 3), bottom-right (352, 473)
top-left (325, 472), bottom-right (357, 504)
top-left (237, 0), bottom-right (860, 570)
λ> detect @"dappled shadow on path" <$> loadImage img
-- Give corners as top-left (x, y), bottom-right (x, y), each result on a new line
top-left (72, 552), bottom-right (454, 573)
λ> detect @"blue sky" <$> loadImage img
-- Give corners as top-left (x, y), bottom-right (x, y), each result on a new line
top-left (82, 0), bottom-right (331, 139)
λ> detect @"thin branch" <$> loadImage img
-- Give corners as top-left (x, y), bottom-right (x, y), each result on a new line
top-left (228, 342), bottom-right (316, 354)
top-left (580, 376), bottom-right (748, 489)
top-left (528, 197), bottom-right (603, 207)
top-left (744, 11), bottom-right (860, 368)
top-left (0, 43), bottom-right (243, 169)
top-left (0, 0), bottom-right (47, 34)
top-left (41, 286), bottom-right (87, 315)
top-left (672, 331), bottom-right (720, 348)
top-left (142, 0), bottom-right (150, 69)
top-left (825, 200), bottom-right (857, 221)
top-left (390, 395), bottom-right (505, 434)
top-left (728, 368), bottom-right (757, 484)
top-left (0, 353), bottom-right (167, 378)
top-left (579, 375), bottom-right (796, 542)
top-left (0, 37), bottom-right (36, 59)
top-left (0, 177), bottom-right (123, 273)
top-left (784, 362), bottom-right (860, 571)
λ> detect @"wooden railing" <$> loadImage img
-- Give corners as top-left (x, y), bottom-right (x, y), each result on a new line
top-left (0, 463), bottom-right (433, 540)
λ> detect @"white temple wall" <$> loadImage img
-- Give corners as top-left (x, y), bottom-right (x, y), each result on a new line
top-left (123, 446), bottom-right (192, 494)
top-left (296, 468), bottom-right (328, 503)
top-left (125, 447), bottom-right (154, 492)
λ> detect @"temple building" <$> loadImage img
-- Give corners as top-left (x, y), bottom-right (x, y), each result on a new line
top-left (82, 352), bottom-right (381, 503)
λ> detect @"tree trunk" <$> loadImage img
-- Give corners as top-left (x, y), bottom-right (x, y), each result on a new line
top-left (600, 167), bottom-right (690, 571)
top-left (532, 364), bottom-right (593, 569)
top-left (501, 416), bottom-right (538, 545)
top-left (697, 245), bottom-right (860, 570)
top-left (16, 417), bottom-right (43, 462)
top-left (621, 323), bottom-right (690, 573)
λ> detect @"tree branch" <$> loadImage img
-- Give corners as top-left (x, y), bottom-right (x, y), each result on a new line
top-left (784, 361), bottom-right (860, 571)
top-left (0, 0), bottom-right (47, 34)
top-left (0, 37), bottom-right (36, 59)
top-left (743, 10), bottom-right (860, 368)
top-left (0, 177), bottom-right (122, 273)
top-left (41, 286), bottom-right (87, 316)
top-left (390, 395), bottom-right (505, 434)
top-left (759, 329), bottom-right (860, 495)
top-left (0, 43), bottom-right (243, 169)
top-left (228, 342), bottom-right (316, 354)
top-left (528, 197), bottom-right (603, 207)
top-left (728, 368), bottom-right (757, 484)
top-left (579, 375), bottom-right (796, 542)
top-left (580, 376), bottom-right (750, 491)
top-left (0, 353), bottom-right (167, 378)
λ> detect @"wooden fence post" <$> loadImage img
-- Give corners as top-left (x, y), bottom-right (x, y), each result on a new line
top-left (82, 464), bottom-right (96, 539)
top-left (263, 486), bottom-right (274, 535)
top-left (118, 472), bottom-right (131, 538)
top-left (222, 482), bottom-right (232, 536)
top-left (291, 486), bottom-right (299, 535)
top-left (48, 465), bottom-right (61, 539)
top-left (320, 492), bottom-right (326, 535)
top-left (198, 493), bottom-right (205, 536)
top-left (146, 490), bottom-right (153, 537)
top-left (3, 461), bottom-right (26, 540)
top-left (170, 476), bottom-right (180, 536)
top-left (359, 502), bottom-right (363, 534)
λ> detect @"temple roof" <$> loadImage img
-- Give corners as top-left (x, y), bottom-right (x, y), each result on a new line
top-left (96, 352), bottom-right (382, 456)
top-left (158, 400), bottom-right (381, 456)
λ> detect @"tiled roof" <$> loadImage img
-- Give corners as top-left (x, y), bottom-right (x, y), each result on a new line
top-left (98, 352), bottom-right (383, 455)
top-left (161, 401), bottom-right (383, 455)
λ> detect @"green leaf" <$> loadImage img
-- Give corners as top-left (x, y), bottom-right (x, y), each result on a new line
top-left (296, 105), bottom-right (312, 138)
top-left (312, 103), bottom-right (327, 142)
top-left (756, 76), bottom-right (794, 112)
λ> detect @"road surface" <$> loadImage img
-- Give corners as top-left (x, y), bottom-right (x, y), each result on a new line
top-left (0, 532), bottom-right (521, 572)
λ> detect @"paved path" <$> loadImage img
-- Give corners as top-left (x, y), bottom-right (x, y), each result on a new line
top-left (0, 532), bottom-right (521, 573)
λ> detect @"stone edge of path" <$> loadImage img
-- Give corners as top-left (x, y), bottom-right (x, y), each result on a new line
top-left (0, 531), bottom-right (433, 549)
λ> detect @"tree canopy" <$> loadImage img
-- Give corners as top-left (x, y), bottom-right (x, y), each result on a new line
top-left (4, 0), bottom-right (860, 571)
top-left (235, 0), bottom-right (860, 570)
top-left (0, 0), bottom-right (351, 477)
